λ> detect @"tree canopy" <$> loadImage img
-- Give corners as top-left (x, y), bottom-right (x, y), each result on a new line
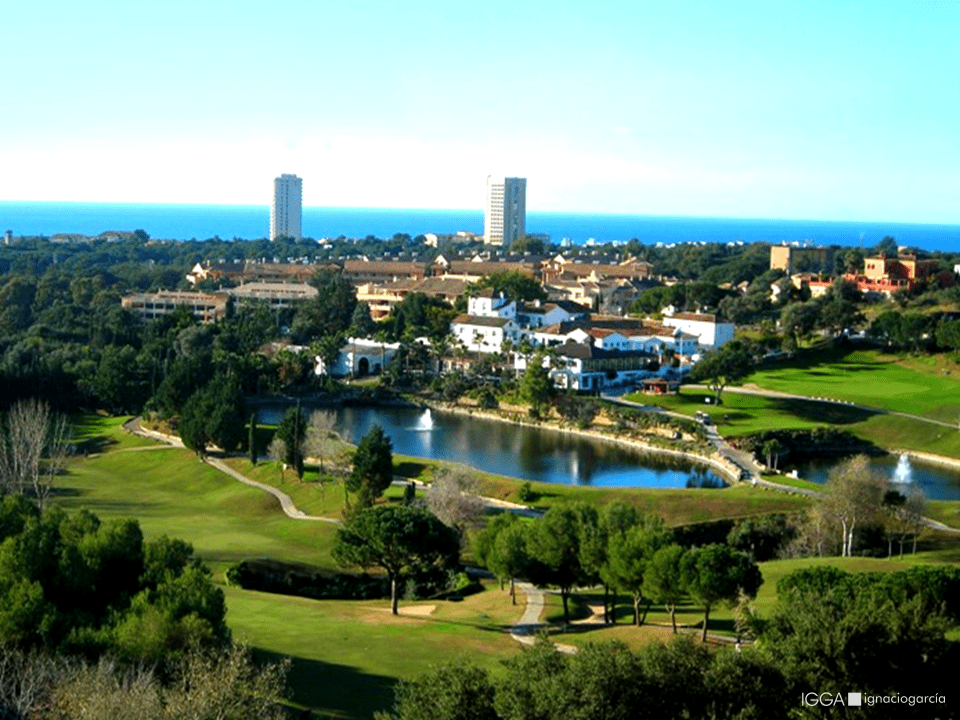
top-left (332, 504), bottom-right (459, 614)
top-left (347, 424), bottom-right (394, 507)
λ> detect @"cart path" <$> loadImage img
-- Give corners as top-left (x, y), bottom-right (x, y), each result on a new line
top-left (122, 417), bottom-right (337, 523)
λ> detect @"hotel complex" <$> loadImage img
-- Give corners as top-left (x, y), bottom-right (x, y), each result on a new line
top-left (484, 176), bottom-right (526, 246)
top-left (271, 173), bottom-right (303, 240)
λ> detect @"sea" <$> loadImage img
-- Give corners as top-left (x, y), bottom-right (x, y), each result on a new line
top-left (2, 201), bottom-right (960, 252)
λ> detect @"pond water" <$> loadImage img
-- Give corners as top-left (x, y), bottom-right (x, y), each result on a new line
top-left (258, 405), bottom-right (725, 489)
top-left (789, 453), bottom-right (960, 501)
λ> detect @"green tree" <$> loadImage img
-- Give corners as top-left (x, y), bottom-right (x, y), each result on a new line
top-left (936, 318), bottom-right (960, 352)
top-left (347, 424), bottom-right (394, 506)
top-left (375, 661), bottom-right (497, 720)
top-left (680, 544), bottom-right (762, 642)
top-left (598, 502), bottom-right (644, 624)
top-left (606, 516), bottom-right (670, 626)
top-left (761, 566), bottom-right (957, 710)
top-left (276, 406), bottom-right (307, 479)
top-left (248, 412), bottom-right (258, 465)
top-left (780, 301), bottom-right (819, 351)
top-left (333, 504), bottom-right (459, 615)
top-left (821, 454), bottom-right (886, 557)
top-left (519, 351), bottom-right (553, 416)
top-left (761, 437), bottom-right (783, 470)
top-left (689, 339), bottom-right (752, 404)
top-left (525, 504), bottom-right (591, 625)
top-left (643, 544), bottom-right (686, 633)
top-left (817, 278), bottom-right (864, 336)
top-left (350, 301), bottom-right (378, 338)
top-left (489, 522), bottom-right (529, 605)
top-left (291, 270), bottom-right (357, 343)
top-left (476, 270), bottom-right (546, 302)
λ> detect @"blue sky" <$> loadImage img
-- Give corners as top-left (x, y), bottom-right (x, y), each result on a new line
top-left (3, 0), bottom-right (958, 223)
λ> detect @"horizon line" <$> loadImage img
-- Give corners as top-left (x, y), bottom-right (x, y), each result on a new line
top-left (1, 199), bottom-right (958, 229)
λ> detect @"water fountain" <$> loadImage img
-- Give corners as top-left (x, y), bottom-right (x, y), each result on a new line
top-left (893, 453), bottom-right (913, 484)
top-left (414, 408), bottom-right (435, 431)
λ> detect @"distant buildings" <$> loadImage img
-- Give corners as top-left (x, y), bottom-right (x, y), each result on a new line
top-left (484, 176), bottom-right (526, 246)
top-left (121, 291), bottom-right (228, 323)
top-left (271, 174), bottom-right (303, 240)
top-left (769, 244), bottom-right (832, 274)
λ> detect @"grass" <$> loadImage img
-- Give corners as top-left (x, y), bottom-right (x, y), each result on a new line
top-left (57, 444), bottom-right (340, 575)
top-left (627, 347), bottom-right (960, 462)
top-left (623, 389), bottom-right (877, 438)
top-left (226, 580), bottom-right (522, 719)
top-left (50, 413), bottom-right (960, 717)
top-left (744, 347), bottom-right (960, 423)
top-left (540, 554), bottom-right (925, 651)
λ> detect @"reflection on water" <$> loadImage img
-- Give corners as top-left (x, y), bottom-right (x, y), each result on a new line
top-left (790, 453), bottom-right (960, 502)
top-left (258, 405), bottom-right (725, 490)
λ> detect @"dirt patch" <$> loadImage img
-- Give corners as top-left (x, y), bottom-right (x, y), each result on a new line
top-left (370, 604), bottom-right (436, 618)
top-left (571, 604), bottom-right (606, 625)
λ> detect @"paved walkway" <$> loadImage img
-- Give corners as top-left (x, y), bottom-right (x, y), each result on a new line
top-left (123, 417), bottom-right (335, 523)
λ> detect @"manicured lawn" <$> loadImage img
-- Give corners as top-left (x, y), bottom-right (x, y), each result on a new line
top-left (744, 348), bottom-right (960, 423)
top-left (57, 446), bottom-right (339, 573)
top-left (72, 414), bottom-right (160, 452)
top-left (226, 581), bottom-right (522, 719)
top-left (623, 389), bottom-right (877, 438)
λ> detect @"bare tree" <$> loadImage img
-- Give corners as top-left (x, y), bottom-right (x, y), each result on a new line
top-left (0, 647), bottom-right (67, 720)
top-left (303, 410), bottom-right (337, 474)
top-left (0, 399), bottom-right (72, 507)
top-left (784, 505), bottom-right (840, 558)
top-left (821, 455), bottom-right (886, 557)
top-left (267, 435), bottom-right (287, 481)
top-left (424, 467), bottom-right (487, 543)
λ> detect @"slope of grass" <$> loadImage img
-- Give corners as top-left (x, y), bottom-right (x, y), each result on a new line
top-left (226, 581), bottom-right (521, 719)
top-left (744, 348), bottom-right (960, 422)
top-left (58, 447), bottom-right (339, 573)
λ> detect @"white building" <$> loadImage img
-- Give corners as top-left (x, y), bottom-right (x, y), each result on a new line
top-left (451, 314), bottom-right (521, 354)
top-left (484, 176), bottom-right (526, 246)
top-left (662, 312), bottom-right (735, 350)
top-left (468, 289), bottom-right (517, 319)
top-left (514, 342), bottom-right (655, 392)
top-left (315, 338), bottom-right (400, 377)
top-left (271, 174), bottom-right (303, 240)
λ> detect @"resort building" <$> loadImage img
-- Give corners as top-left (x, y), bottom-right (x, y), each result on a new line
top-left (121, 291), bottom-right (228, 323)
top-left (271, 173), bottom-right (303, 240)
top-left (769, 244), bottom-right (832, 274)
top-left (662, 312), bottom-right (735, 351)
top-left (451, 314), bottom-right (522, 354)
top-left (226, 282), bottom-right (318, 309)
top-left (514, 342), bottom-right (655, 392)
top-left (315, 338), bottom-right (401, 378)
top-left (484, 176), bottom-right (526, 246)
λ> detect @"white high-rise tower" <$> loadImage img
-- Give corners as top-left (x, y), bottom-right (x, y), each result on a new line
top-left (484, 176), bottom-right (526, 246)
top-left (271, 173), bottom-right (303, 240)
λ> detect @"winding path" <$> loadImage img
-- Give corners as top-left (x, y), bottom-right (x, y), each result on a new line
top-left (122, 417), bottom-right (335, 523)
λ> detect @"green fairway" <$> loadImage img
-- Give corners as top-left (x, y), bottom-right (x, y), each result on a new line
top-left (744, 348), bottom-right (960, 423)
top-left (47, 415), bottom-right (957, 718)
top-left (59, 446), bottom-right (339, 572)
top-left (623, 389), bottom-right (877, 438)
top-left (226, 582), bottom-right (521, 719)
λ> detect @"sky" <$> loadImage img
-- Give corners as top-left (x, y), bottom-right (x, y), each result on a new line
top-left (2, 0), bottom-right (959, 223)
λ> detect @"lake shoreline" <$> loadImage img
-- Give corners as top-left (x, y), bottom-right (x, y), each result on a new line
top-left (423, 399), bottom-right (743, 486)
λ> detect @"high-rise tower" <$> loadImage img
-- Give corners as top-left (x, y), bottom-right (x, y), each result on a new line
top-left (271, 174), bottom-right (303, 240)
top-left (484, 176), bottom-right (526, 246)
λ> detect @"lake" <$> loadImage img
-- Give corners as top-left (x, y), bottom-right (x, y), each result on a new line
top-left (257, 404), bottom-right (725, 489)
top-left (790, 452), bottom-right (960, 501)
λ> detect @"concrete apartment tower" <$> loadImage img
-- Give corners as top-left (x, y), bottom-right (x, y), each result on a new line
top-left (271, 173), bottom-right (303, 240)
top-left (484, 176), bottom-right (526, 246)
